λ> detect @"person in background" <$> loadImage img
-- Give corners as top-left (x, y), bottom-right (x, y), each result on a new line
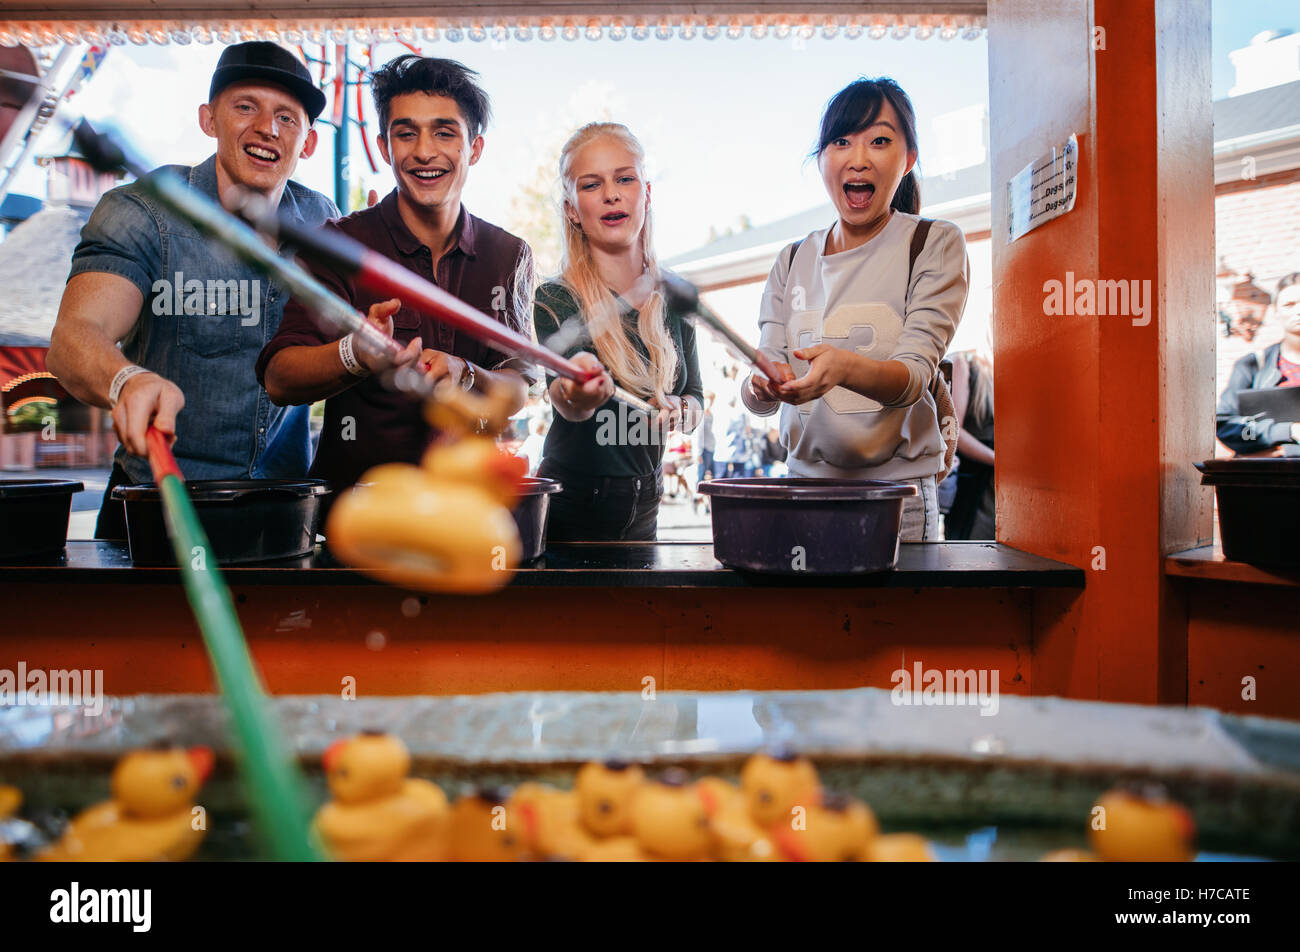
top-left (759, 426), bottom-right (787, 477)
top-left (47, 42), bottom-right (337, 538)
top-left (518, 417), bottom-right (548, 475)
top-left (946, 343), bottom-right (995, 539)
top-left (741, 77), bottom-right (968, 541)
top-left (696, 391), bottom-right (717, 483)
top-left (664, 430), bottom-right (693, 497)
top-left (533, 122), bottom-right (704, 541)
top-left (715, 400), bottom-right (748, 477)
top-left (1216, 272), bottom-right (1300, 458)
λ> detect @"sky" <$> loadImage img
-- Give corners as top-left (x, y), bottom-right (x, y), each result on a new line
top-left (5, 1), bottom-right (1293, 261)
top-left (12, 31), bottom-right (990, 259)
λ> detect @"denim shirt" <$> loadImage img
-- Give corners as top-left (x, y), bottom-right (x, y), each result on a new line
top-left (67, 154), bottom-right (339, 484)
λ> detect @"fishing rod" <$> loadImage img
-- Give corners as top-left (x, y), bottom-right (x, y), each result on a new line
top-left (71, 119), bottom-right (657, 416)
top-left (236, 191), bottom-right (658, 416)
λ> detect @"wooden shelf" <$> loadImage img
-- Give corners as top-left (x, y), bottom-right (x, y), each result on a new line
top-left (1166, 545), bottom-right (1300, 589)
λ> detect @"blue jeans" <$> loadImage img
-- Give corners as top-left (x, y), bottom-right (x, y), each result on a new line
top-left (698, 449), bottom-right (714, 484)
top-left (897, 475), bottom-right (939, 542)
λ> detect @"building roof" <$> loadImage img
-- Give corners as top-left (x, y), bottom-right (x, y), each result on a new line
top-left (664, 160), bottom-right (992, 270)
top-left (0, 205), bottom-right (87, 347)
top-left (1213, 78), bottom-right (1300, 143)
top-left (0, 192), bottom-right (41, 224)
top-left (671, 82), bottom-right (1300, 274)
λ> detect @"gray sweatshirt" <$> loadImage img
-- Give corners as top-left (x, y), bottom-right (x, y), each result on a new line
top-left (741, 212), bottom-right (968, 479)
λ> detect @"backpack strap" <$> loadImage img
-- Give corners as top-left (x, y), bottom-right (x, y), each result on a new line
top-left (908, 218), bottom-right (933, 289)
top-left (784, 237), bottom-right (805, 274)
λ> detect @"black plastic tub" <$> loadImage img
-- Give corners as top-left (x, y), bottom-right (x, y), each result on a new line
top-left (512, 477), bottom-right (562, 561)
top-left (1195, 458), bottom-right (1300, 566)
top-left (112, 479), bottom-right (330, 565)
top-left (698, 477), bottom-right (918, 574)
top-left (0, 479), bottom-right (84, 560)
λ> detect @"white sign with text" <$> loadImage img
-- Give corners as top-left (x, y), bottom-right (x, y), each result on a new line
top-left (1008, 133), bottom-right (1078, 242)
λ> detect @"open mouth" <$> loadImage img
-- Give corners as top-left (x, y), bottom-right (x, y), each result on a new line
top-left (243, 145), bottom-right (280, 165)
top-left (600, 211), bottom-right (629, 225)
top-left (409, 168), bottom-right (449, 183)
top-left (843, 182), bottom-right (875, 210)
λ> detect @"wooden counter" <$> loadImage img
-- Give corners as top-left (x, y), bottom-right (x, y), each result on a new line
top-left (0, 541), bottom-right (1083, 696)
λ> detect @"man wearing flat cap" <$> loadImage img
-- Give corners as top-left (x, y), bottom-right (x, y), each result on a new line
top-left (48, 42), bottom-right (339, 538)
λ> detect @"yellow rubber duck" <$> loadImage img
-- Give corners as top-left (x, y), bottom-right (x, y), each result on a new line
top-left (699, 776), bottom-right (781, 862)
top-left (575, 761), bottom-right (645, 839)
top-left (1041, 849), bottom-right (1099, 862)
top-left (313, 732), bottom-right (449, 862)
top-left (1088, 785), bottom-right (1196, 862)
top-left (740, 750), bottom-right (822, 830)
top-left (448, 787), bottom-right (528, 862)
top-left (39, 746), bottom-right (212, 862)
top-left (630, 769), bottom-right (714, 861)
top-left (771, 792), bottom-right (879, 862)
top-left (862, 832), bottom-right (937, 862)
top-left (508, 782), bottom-right (595, 860)
top-left (0, 785), bottom-right (22, 861)
top-left (326, 380), bottom-right (526, 594)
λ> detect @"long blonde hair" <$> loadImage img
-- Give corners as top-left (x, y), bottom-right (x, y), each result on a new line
top-left (550, 122), bottom-right (677, 399)
top-left (966, 340), bottom-right (994, 432)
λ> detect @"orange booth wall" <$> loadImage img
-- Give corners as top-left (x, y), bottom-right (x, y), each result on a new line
top-left (990, 0), bottom-right (1296, 719)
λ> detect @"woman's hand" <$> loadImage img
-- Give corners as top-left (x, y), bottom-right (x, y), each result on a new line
top-left (356, 298), bottom-right (422, 374)
top-left (748, 362), bottom-right (795, 403)
top-left (652, 393), bottom-right (685, 433)
top-left (557, 351), bottom-right (614, 414)
top-left (778, 345), bottom-right (850, 404)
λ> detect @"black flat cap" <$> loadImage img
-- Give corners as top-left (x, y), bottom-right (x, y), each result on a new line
top-left (209, 42), bottom-right (326, 123)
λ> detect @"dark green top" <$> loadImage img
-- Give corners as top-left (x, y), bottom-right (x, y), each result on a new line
top-left (533, 280), bottom-right (704, 477)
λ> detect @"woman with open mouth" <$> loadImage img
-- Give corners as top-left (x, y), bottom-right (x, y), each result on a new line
top-left (740, 77), bottom-right (970, 541)
top-left (533, 122), bottom-right (704, 542)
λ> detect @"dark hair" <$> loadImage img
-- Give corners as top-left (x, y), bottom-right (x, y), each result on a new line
top-left (814, 77), bottom-right (921, 215)
top-left (370, 54), bottom-right (491, 141)
top-left (1277, 272), bottom-right (1300, 302)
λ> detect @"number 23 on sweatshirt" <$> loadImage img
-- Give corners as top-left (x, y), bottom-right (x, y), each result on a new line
top-left (742, 212), bottom-right (968, 480)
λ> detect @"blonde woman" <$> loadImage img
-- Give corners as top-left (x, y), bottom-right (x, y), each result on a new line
top-left (533, 123), bottom-right (703, 541)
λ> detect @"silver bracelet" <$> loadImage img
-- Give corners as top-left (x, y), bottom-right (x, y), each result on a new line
top-left (338, 334), bottom-right (370, 377)
top-left (108, 364), bottom-right (150, 407)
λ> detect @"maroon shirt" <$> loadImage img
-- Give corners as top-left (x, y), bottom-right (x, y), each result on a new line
top-left (257, 191), bottom-right (536, 492)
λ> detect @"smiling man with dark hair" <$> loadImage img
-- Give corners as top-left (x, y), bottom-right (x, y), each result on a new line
top-left (47, 42), bottom-right (338, 539)
top-left (257, 54), bottom-right (535, 499)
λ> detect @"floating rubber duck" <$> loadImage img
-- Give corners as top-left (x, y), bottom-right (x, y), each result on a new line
top-left (448, 787), bottom-right (528, 862)
top-left (1041, 849), bottom-right (1098, 862)
top-left (313, 731), bottom-right (449, 862)
top-left (772, 792), bottom-right (879, 862)
top-left (326, 379), bottom-right (526, 594)
top-left (1088, 784), bottom-right (1196, 862)
top-left (508, 782), bottom-right (594, 860)
top-left (697, 776), bottom-right (781, 862)
top-left (39, 746), bottom-right (212, 862)
top-left (740, 750), bottom-right (822, 830)
top-left (576, 834), bottom-right (648, 862)
top-left (630, 768), bottom-right (714, 861)
top-left (575, 761), bottom-right (645, 839)
top-left (862, 832), bottom-right (937, 862)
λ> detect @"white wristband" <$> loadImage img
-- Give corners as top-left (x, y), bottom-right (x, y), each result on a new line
top-left (108, 364), bottom-right (150, 407)
top-left (339, 334), bottom-right (370, 377)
